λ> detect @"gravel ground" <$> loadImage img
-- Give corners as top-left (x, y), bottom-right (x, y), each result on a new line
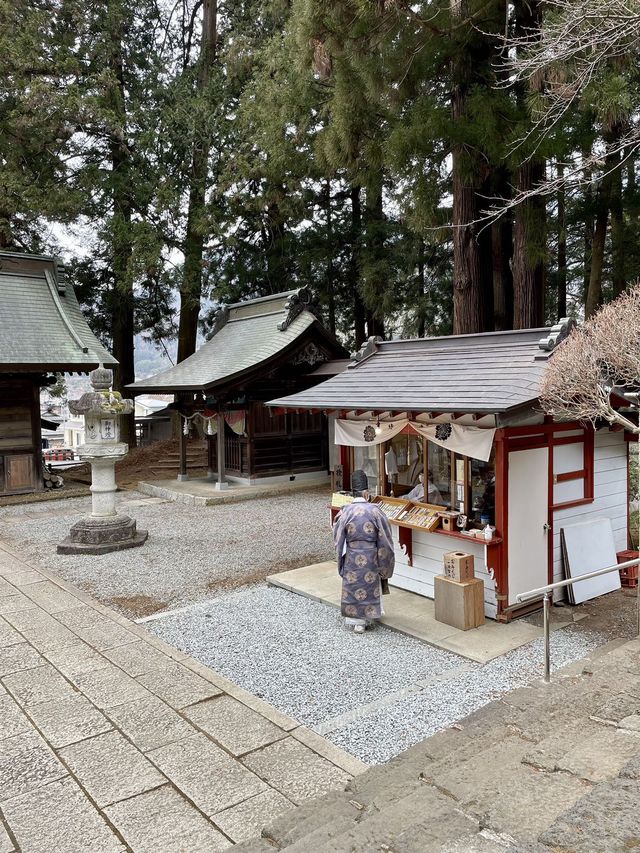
top-left (144, 583), bottom-right (628, 765)
top-left (0, 489), bottom-right (334, 617)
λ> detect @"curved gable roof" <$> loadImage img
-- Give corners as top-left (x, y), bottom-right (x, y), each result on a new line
top-left (0, 252), bottom-right (115, 372)
top-left (129, 289), bottom-right (342, 393)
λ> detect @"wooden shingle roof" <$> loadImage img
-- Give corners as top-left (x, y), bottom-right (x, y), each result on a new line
top-left (129, 289), bottom-right (346, 393)
top-left (0, 252), bottom-right (115, 372)
top-left (267, 328), bottom-right (553, 415)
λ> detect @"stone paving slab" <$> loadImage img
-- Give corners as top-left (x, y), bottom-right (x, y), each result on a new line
top-left (2, 608), bottom-right (78, 652)
top-left (104, 785), bottom-right (231, 852)
top-left (0, 695), bottom-right (32, 741)
top-left (0, 821), bottom-right (13, 853)
top-left (137, 661), bottom-right (222, 709)
top-left (2, 776), bottom-right (125, 853)
top-left (539, 776), bottom-right (640, 852)
top-left (0, 644), bottom-right (43, 679)
top-left (60, 730), bottom-right (166, 808)
top-left (213, 789), bottom-right (295, 843)
top-left (0, 619), bottom-right (22, 649)
top-left (0, 731), bottom-right (67, 804)
top-left (102, 640), bottom-right (171, 677)
top-left (138, 476), bottom-right (330, 507)
top-left (184, 695), bottom-right (287, 756)
top-left (3, 663), bottom-right (77, 708)
top-left (242, 737), bottom-right (352, 805)
top-left (104, 694), bottom-right (194, 753)
top-left (25, 694), bottom-right (113, 749)
top-left (148, 733), bottom-right (269, 815)
top-left (0, 540), bottom-right (359, 850)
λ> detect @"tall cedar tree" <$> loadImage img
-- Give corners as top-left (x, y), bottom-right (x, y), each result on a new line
top-left (177, 0), bottom-right (218, 363)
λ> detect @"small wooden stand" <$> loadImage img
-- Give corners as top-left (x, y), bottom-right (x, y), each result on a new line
top-left (434, 575), bottom-right (485, 631)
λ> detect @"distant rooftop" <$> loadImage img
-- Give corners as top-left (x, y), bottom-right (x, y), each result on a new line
top-left (0, 251), bottom-right (115, 372)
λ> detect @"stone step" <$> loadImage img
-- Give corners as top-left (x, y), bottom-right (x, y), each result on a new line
top-left (149, 459), bottom-right (207, 470)
top-left (248, 636), bottom-right (640, 851)
top-left (285, 786), bottom-right (481, 853)
top-left (262, 791), bottom-right (364, 849)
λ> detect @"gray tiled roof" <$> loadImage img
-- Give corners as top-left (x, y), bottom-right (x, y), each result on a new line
top-left (0, 253), bottom-right (115, 371)
top-left (267, 328), bottom-right (552, 414)
top-left (129, 291), bottom-right (320, 393)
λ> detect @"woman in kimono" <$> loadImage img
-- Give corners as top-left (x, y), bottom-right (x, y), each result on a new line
top-left (333, 469), bottom-right (395, 633)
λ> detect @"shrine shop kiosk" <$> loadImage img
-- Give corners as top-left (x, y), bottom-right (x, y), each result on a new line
top-left (267, 323), bottom-right (634, 621)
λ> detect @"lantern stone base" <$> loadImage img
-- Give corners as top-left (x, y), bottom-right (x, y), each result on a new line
top-left (57, 515), bottom-right (148, 555)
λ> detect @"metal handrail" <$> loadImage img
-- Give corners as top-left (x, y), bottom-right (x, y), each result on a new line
top-left (516, 557), bottom-right (640, 683)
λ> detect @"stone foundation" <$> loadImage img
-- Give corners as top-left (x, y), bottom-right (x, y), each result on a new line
top-left (57, 514), bottom-right (148, 555)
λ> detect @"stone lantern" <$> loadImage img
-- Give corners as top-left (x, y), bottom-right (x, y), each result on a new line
top-left (57, 367), bottom-right (148, 554)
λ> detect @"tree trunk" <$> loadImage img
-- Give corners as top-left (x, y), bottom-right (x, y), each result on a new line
top-left (323, 180), bottom-right (336, 335)
top-left (350, 185), bottom-right (366, 348)
top-left (512, 160), bottom-right (546, 328)
top-left (450, 0), bottom-right (497, 335)
top-left (491, 166), bottom-right (513, 331)
top-left (177, 0), bottom-right (217, 364)
top-left (264, 188), bottom-right (288, 292)
top-left (585, 200), bottom-right (608, 318)
top-left (585, 163), bottom-right (614, 317)
top-left (0, 211), bottom-right (13, 248)
top-left (107, 3), bottom-right (135, 446)
top-left (557, 162), bottom-right (567, 318)
top-left (610, 149), bottom-right (625, 297)
top-left (417, 236), bottom-right (426, 338)
top-left (450, 119), bottom-right (483, 334)
top-left (512, 0), bottom-right (545, 330)
top-left (582, 143), bottom-right (594, 305)
top-left (492, 215), bottom-right (513, 330)
top-left (585, 135), bottom-right (620, 317)
top-left (364, 172), bottom-right (386, 339)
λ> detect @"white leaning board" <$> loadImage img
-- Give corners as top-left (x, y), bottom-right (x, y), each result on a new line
top-left (561, 518), bottom-right (621, 604)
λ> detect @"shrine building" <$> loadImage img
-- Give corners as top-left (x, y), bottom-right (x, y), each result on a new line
top-left (129, 289), bottom-right (348, 486)
top-left (267, 325), bottom-right (635, 621)
top-left (0, 251), bottom-right (115, 496)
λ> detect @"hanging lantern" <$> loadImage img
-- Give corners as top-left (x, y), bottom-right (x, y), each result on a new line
top-left (206, 418), bottom-right (214, 436)
top-left (183, 419), bottom-right (189, 436)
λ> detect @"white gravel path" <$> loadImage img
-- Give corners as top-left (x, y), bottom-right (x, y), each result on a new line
top-left (0, 489), bottom-right (334, 617)
top-left (144, 583), bottom-right (617, 765)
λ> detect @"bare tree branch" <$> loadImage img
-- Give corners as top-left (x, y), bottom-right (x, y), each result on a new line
top-left (540, 282), bottom-right (640, 432)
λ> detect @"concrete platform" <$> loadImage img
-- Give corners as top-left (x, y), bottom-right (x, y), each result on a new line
top-left (137, 475), bottom-right (331, 507)
top-left (267, 562), bottom-right (583, 664)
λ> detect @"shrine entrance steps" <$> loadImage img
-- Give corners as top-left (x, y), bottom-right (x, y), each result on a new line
top-left (235, 636), bottom-right (640, 852)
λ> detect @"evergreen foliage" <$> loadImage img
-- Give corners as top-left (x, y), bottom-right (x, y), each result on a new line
top-left (1, 0), bottom-right (638, 394)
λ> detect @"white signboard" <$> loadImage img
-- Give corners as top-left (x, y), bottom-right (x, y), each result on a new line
top-left (561, 518), bottom-right (621, 604)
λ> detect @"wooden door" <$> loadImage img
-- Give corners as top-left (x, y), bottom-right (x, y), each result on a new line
top-left (3, 454), bottom-right (35, 493)
top-left (507, 446), bottom-right (549, 605)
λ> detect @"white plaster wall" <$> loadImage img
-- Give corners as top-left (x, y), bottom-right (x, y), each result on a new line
top-left (389, 528), bottom-right (498, 619)
top-left (552, 429), bottom-right (628, 588)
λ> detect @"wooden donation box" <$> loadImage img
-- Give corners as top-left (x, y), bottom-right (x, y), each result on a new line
top-left (435, 552), bottom-right (485, 631)
top-left (443, 551), bottom-right (475, 582)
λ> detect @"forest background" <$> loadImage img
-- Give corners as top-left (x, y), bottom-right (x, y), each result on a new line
top-left (2, 0), bottom-right (639, 421)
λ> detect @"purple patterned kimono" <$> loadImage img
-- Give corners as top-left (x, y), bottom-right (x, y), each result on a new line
top-left (333, 499), bottom-right (395, 621)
